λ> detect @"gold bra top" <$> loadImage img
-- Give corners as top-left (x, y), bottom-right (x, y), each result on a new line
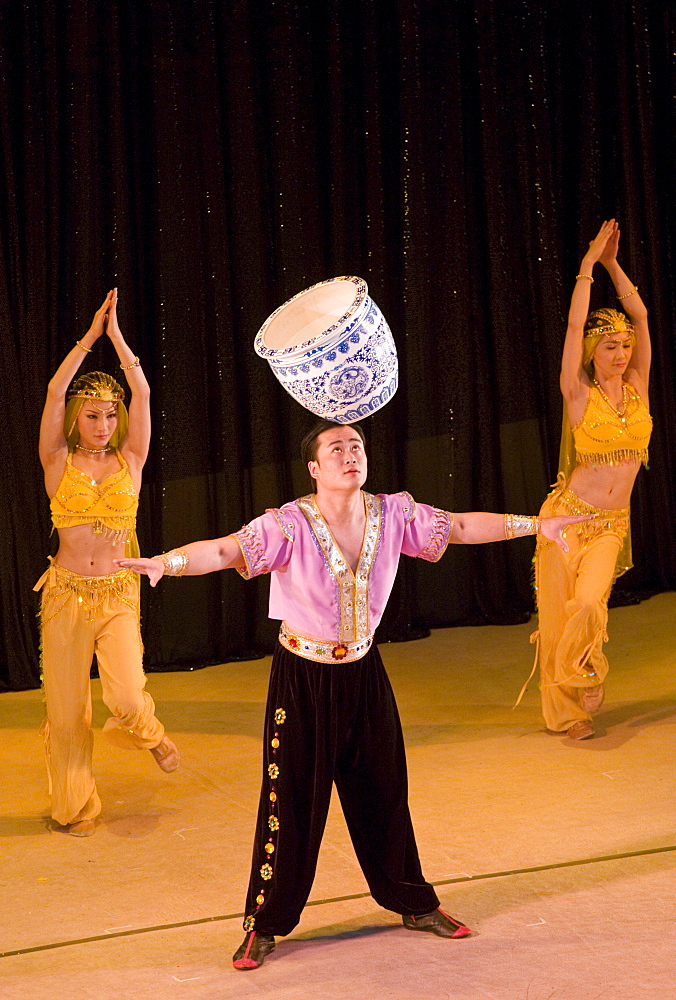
top-left (572, 381), bottom-right (652, 467)
top-left (50, 451), bottom-right (138, 545)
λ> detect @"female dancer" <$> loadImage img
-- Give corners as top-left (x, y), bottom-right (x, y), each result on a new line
top-left (36, 289), bottom-right (179, 836)
top-left (532, 220), bottom-right (652, 739)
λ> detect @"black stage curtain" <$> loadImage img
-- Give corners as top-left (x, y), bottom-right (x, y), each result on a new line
top-left (1, 0), bottom-right (674, 690)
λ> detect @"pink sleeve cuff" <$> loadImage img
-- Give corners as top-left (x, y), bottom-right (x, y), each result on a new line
top-left (234, 523), bottom-right (270, 580)
top-left (418, 508), bottom-right (454, 562)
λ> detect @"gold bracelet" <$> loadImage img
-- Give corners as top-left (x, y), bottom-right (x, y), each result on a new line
top-left (504, 514), bottom-right (541, 539)
top-left (76, 339), bottom-right (93, 353)
top-left (575, 274), bottom-right (594, 283)
top-left (155, 549), bottom-right (189, 576)
top-left (616, 285), bottom-right (638, 300)
top-left (120, 356), bottom-right (140, 370)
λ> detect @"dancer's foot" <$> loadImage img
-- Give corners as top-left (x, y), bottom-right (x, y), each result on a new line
top-left (233, 931), bottom-right (276, 970)
top-left (567, 720), bottom-right (595, 740)
top-left (68, 819), bottom-right (97, 837)
top-left (402, 907), bottom-right (471, 938)
top-left (579, 684), bottom-right (605, 714)
top-left (149, 736), bottom-right (180, 773)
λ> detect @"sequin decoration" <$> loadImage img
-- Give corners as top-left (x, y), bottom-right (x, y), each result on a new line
top-left (265, 843), bottom-right (275, 854)
top-left (271, 738), bottom-right (280, 748)
top-left (256, 894), bottom-right (265, 906)
top-left (269, 815), bottom-right (279, 831)
top-left (244, 915), bottom-right (255, 932)
top-left (268, 763), bottom-right (279, 779)
top-left (260, 864), bottom-right (273, 880)
top-left (274, 709), bottom-right (286, 725)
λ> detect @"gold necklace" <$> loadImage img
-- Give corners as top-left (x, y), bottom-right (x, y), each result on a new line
top-left (592, 378), bottom-right (628, 418)
top-left (76, 444), bottom-right (111, 454)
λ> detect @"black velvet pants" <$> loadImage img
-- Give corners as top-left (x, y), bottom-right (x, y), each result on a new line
top-left (243, 643), bottom-right (439, 937)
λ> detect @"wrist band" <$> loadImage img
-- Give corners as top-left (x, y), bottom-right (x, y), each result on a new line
top-left (616, 285), bottom-right (638, 300)
top-left (76, 340), bottom-right (93, 353)
top-left (155, 549), bottom-right (189, 576)
top-left (504, 514), bottom-right (541, 539)
top-left (120, 356), bottom-right (140, 370)
top-left (575, 274), bottom-right (594, 283)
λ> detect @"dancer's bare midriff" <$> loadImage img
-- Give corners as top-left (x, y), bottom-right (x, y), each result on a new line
top-left (567, 459), bottom-right (640, 510)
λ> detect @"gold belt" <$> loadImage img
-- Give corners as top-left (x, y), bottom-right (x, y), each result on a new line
top-left (34, 558), bottom-right (138, 624)
top-left (278, 622), bottom-right (374, 664)
top-left (543, 477), bottom-right (630, 541)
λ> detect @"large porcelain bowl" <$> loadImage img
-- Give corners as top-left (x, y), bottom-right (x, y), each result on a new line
top-left (254, 276), bottom-right (398, 423)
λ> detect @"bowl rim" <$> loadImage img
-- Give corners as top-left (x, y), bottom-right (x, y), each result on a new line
top-left (254, 276), bottom-right (368, 359)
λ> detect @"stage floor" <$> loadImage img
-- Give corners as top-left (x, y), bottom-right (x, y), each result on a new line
top-left (1, 591), bottom-right (674, 999)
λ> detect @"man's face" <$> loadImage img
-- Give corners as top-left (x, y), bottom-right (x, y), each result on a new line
top-left (308, 427), bottom-right (367, 493)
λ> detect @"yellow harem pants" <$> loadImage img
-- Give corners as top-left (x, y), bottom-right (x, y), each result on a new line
top-left (532, 481), bottom-right (629, 732)
top-left (34, 560), bottom-right (165, 825)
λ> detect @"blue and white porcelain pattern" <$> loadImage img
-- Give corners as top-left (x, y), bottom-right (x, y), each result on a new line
top-left (254, 276), bottom-right (398, 423)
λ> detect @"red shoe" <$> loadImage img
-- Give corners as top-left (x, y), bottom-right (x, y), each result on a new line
top-left (402, 907), bottom-right (471, 938)
top-left (233, 931), bottom-right (276, 970)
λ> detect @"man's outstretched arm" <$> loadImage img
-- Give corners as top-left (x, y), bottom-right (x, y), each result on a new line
top-left (451, 512), bottom-right (589, 553)
top-left (115, 534), bottom-right (246, 586)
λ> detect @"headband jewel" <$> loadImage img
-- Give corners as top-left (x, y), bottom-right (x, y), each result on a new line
top-left (583, 324), bottom-right (634, 338)
top-left (583, 308), bottom-right (634, 339)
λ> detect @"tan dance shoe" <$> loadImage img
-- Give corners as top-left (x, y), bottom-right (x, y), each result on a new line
top-left (149, 736), bottom-right (180, 773)
top-left (566, 720), bottom-right (595, 740)
top-left (69, 819), bottom-right (97, 837)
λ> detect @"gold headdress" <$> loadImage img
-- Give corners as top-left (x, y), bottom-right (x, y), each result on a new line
top-left (67, 371), bottom-right (125, 402)
top-left (583, 308), bottom-right (635, 339)
top-left (65, 372), bottom-right (128, 448)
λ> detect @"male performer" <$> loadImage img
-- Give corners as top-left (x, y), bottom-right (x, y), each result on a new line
top-left (117, 420), bottom-right (587, 970)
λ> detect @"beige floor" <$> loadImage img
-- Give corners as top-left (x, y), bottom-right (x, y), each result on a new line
top-left (1, 591), bottom-right (674, 1000)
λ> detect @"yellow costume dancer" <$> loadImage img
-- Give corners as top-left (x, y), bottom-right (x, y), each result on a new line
top-left (37, 294), bottom-right (178, 835)
top-left (35, 437), bottom-right (165, 825)
top-left (530, 294), bottom-right (652, 736)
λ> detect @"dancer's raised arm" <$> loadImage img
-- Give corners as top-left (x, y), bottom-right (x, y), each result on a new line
top-left (39, 291), bottom-right (113, 474)
top-left (106, 288), bottom-right (151, 475)
top-left (598, 224), bottom-right (651, 397)
top-left (560, 219), bottom-right (616, 406)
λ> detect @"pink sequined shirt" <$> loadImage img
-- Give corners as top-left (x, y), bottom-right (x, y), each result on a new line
top-left (234, 491), bottom-right (453, 656)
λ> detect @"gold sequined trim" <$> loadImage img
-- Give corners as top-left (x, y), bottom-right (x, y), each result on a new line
top-left (267, 507), bottom-right (295, 542)
top-left (297, 492), bottom-right (381, 642)
top-left (575, 447), bottom-right (649, 467)
top-left (396, 491), bottom-right (417, 525)
top-left (279, 622), bottom-right (373, 663)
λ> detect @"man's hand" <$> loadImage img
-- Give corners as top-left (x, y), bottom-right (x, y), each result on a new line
top-left (540, 515), bottom-right (592, 553)
top-left (115, 556), bottom-right (165, 586)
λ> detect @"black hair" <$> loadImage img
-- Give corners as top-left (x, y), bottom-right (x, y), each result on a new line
top-left (300, 419), bottom-right (366, 469)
